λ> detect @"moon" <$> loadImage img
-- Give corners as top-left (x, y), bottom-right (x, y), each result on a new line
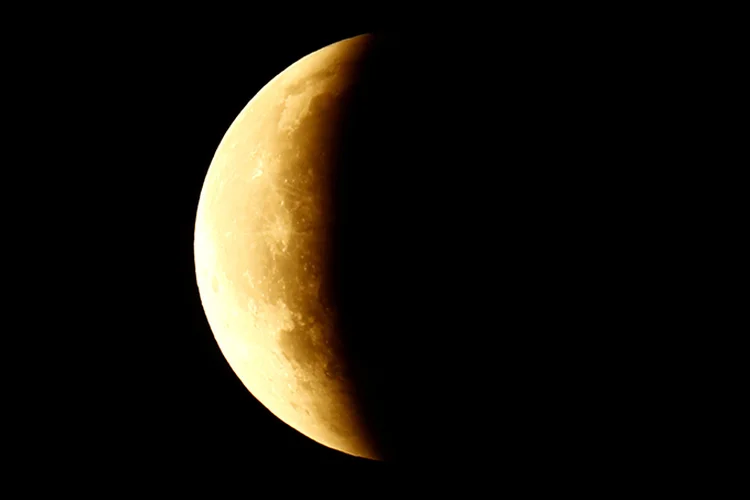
top-left (193, 35), bottom-right (379, 459)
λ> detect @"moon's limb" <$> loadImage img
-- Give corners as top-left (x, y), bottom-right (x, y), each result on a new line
top-left (194, 35), bottom-right (377, 459)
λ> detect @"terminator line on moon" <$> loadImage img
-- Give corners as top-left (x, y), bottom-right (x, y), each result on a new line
top-left (194, 35), bottom-right (378, 459)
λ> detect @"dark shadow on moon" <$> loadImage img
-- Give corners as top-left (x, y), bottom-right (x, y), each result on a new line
top-left (322, 33), bottom-right (653, 465)
top-left (327, 35), bottom-right (470, 462)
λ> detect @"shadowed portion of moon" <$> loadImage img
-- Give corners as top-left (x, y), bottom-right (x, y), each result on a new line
top-left (327, 35), bottom-right (475, 462)
top-left (326, 34), bottom-right (653, 463)
top-left (197, 31), bottom-right (658, 464)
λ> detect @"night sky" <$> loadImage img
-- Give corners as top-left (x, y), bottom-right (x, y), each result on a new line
top-left (22, 13), bottom-right (687, 484)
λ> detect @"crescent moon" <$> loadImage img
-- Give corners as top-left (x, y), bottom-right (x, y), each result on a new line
top-left (194, 35), bottom-right (379, 459)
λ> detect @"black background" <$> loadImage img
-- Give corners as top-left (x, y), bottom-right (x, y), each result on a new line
top-left (13, 11), bottom-right (702, 486)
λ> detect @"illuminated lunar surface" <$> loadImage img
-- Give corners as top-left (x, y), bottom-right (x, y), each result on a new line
top-left (194, 35), bottom-right (377, 459)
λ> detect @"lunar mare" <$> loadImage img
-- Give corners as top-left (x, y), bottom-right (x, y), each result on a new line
top-left (194, 35), bottom-right (377, 459)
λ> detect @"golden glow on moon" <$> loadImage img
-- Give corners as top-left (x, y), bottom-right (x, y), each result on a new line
top-left (194, 35), bottom-right (377, 459)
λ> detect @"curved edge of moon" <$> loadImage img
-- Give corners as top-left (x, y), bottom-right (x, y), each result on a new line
top-left (194, 34), bottom-right (379, 459)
